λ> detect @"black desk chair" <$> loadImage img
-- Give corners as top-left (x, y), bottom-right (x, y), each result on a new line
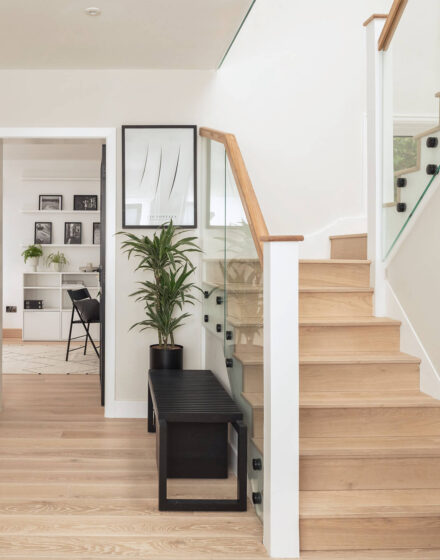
top-left (66, 288), bottom-right (100, 361)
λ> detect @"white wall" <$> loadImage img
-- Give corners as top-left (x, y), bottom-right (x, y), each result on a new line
top-left (0, 69), bottom-right (213, 404)
top-left (2, 142), bottom-right (101, 330)
top-left (206, 0), bottom-right (392, 252)
top-left (391, 0), bottom-right (440, 118)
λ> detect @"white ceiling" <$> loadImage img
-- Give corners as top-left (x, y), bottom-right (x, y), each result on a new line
top-left (0, 0), bottom-right (254, 69)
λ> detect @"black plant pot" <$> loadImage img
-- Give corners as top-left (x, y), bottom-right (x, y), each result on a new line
top-left (150, 344), bottom-right (183, 370)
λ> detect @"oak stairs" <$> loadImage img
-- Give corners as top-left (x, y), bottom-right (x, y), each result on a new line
top-left (208, 233), bottom-right (440, 558)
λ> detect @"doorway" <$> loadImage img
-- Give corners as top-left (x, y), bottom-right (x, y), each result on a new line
top-left (0, 128), bottom-right (116, 416)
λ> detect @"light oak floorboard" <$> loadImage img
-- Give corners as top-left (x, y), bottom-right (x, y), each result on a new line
top-left (0, 375), bottom-right (266, 559)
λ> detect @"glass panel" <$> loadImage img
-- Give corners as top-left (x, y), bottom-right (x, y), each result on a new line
top-left (381, 1), bottom-right (440, 258)
top-left (201, 137), bottom-right (264, 519)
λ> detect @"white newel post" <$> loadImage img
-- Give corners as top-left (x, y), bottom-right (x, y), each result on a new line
top-left (263, 239), bottom-right (300, 559)
top-left (365, 17), bottom-right (387, 315)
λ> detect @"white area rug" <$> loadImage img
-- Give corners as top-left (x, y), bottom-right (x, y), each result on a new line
top-left (3, 344), bottom-right (99, 374)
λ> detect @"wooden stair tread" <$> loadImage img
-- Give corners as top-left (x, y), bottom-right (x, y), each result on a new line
top-left (299, 317), bottom-right (400, 327)
top-left (329, 233), bottom-right (367, 240)
top-left (300, 259), bottom-right (371, 264)
top-left (301, 436), bottom-right (440, 457)
top-left (206, 281), bottom-right (374, 294)
top-left (300, 391), bottom-right (440, 408)
top-left (234, 351), bottom-right (420, 366)
top-left (300, 489), bottom-right (440, 519)
top-left (230, 316), bottom-right (400, 328)
top-left (301, 550), bottom-right (440, 559)
top-left (243, 391), bottom-right (440, 410)
top-left (300, 352), bottom-right (420, 365)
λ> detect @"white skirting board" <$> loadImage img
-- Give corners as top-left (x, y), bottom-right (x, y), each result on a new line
top-left (105, 400), bottom-right (148, 418)
top-left (385, 280), bottom-right (440, 399)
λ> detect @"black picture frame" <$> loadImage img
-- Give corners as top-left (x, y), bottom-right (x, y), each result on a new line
top-left (34, 222), bottom-right (52, 244)
top-left (93, 222), bottom-right (100, 245)
top-left (74, 195), bottom-right (98, 211)
top-left (122, 125), bottom-right (197, 229)
top-left (64, 222), bottom-right (82, 245)
top-left (39, 195), bottom-right (63, 211)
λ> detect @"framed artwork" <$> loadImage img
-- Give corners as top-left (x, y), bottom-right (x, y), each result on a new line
top-left (64, 222), bottom-right (82, 245)
top-left (122, 125), bottom-right (197, 228)
top-left (74, 195), bottom-right (98, 211)
top-left (39, 195), bottom-right (62, 211)
top-left (93, 222), bottom-right (100, 245)
top-left (34, 222), bottom-right (52, 244)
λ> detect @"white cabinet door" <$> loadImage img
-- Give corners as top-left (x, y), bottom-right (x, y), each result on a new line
top-left (23, 312), bottom-right (60, 341)
top-left (61, 311), bottom-right (100, 342)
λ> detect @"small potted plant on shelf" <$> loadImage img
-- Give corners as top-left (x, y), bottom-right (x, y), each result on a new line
top-left (46, 251), bottom-right (69, 272)
top-left (120, 221), bottom-right (202, 370)
top-left (22, 244), bottom-right (43, 271)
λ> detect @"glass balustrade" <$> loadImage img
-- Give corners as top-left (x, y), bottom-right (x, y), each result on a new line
top-left (381, 0), bottom-right (440, 258)
top-left (201, 136), bottom-right (264, 518)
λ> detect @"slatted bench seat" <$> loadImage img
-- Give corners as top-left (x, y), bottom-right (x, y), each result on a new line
top-left (148, 368), bottom-right (247, 511)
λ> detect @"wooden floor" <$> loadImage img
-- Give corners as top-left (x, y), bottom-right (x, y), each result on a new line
top-left (0, 374), bottom-right (267, 559)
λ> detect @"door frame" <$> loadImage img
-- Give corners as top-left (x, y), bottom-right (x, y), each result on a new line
top-left (0, 127), bottom-right (117, 417)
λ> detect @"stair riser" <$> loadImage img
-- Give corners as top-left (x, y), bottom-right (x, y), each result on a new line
top-left (227, 292), bottom-right (263, 323)
top-left (300, 362), bottom-right (420, 392)
top-left (300, 325), bottom-right (400, 353)
top-left (252, 408), bottom-right (263, 439)
top-left (234, 324), bottom-right (400, 353)
top-left (300, 457), bottom-right (440, 490)
top-left (229, 291), bottom-right (373, 322)
top-left (300, 408), bottom-right (440, 437)
top-left (330, 236), bottom-right (367, 260)
top-left (243, 365), bottom-right (264, 393)
top-left (300, 517), bottom-right (440, 551)
top-left (205, 260), bottom-right (262, 286)
top-left (243, 362), bottom-right (420, 394)
top-left (299, 263), bottom-right (370, 288)
top-left (300, 292), bottom-right (373, 317)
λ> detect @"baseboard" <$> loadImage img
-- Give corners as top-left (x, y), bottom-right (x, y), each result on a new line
top-left (385, 280), bottom-right (440, 399)
top-left (105, 400), bottom-right (148, 418)
top-left (3, 328), bottom-right (22, 338)
top-left (300, 215), bottom-right (367, 259)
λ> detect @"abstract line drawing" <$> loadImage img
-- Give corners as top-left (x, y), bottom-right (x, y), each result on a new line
top-left (123, 125), bottom-right (196, 228)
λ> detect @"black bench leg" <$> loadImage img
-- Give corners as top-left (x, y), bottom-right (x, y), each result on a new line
top-left (147, 383), bottom-right (156, 433)
top-left (233, 420), bottom-right (248, 511)
top-left (158, 419), bottom-right (168, 511)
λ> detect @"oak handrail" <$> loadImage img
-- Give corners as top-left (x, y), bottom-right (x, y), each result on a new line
top-left (200, 127), bottom-right (269, 263)
top-left (377, 0), bottom-right (408, 51)
top-left (200, 127), bottom-right (303, 263)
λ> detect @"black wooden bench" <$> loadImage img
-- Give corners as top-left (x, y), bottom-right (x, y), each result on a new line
top-left (147, 369), bottom-right (247, 512)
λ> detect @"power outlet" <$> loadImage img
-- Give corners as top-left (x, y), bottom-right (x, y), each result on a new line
top-left (6, 306), bottom-right (17, 313)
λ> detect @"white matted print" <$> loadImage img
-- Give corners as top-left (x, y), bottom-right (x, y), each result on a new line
top-left (122, 126), bottom-right (196, 228)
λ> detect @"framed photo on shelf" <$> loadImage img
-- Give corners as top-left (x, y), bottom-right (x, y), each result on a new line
top-left (64, 222), bottom-right (82, 245)
top-left (93, 222), bottom-right (100, 245)
top-left (122, 125), bottom-right (197, 228)
top-left (74, 195), bottom-right (98, 211)
top-left (34, 222), bottom-right (52, 244)
top-left (39, 195), bottom-right (62, 211)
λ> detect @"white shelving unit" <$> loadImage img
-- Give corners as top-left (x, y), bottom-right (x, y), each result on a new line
top-left (23, 272), bottom-right (100, 341)
top-left (22, 244), bottom-right (99, 248)
top-left (21, 210), bottom-right (100, 215)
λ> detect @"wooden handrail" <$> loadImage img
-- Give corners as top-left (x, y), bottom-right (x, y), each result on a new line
top-left (200, 127), bottom-right (270, 263)
top-left (377, 0), bottom-right (408, 51)
top-left (200, 127), bottom-right (303, 263)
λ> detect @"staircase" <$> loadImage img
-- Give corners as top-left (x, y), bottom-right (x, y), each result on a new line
top-left (217, 232), bottom-right (440, 557)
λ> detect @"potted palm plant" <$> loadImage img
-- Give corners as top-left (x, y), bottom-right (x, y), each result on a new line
top-left (120, 221), bottom-right (201, 370)
top-left (46, 251), bottom-right (68, 272)
top-left (22, 244), bottom-right (43, 271)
